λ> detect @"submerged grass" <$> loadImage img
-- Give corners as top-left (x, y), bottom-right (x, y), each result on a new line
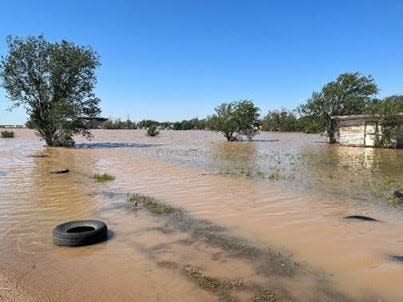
top-left (121, 192), bottom-right (352, 301)
top-left (184, 265), bottom-right (277, 301)
top-left (128, 193), bottom-right (297, 277)
top-left (93, 173), bottom-right (115, 182)
top-left (129, 193), bottom-right (178, 215)
top-left (184, 265), bottom-right (240, 291)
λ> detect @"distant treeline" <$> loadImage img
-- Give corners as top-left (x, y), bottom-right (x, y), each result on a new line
top-left (261, 110), bottom-right (321, 133)
top-left (101, 118), bottom-right (207, 130)
top-left (96, 112), bottom-right (321, 133)
top-left (23, 73), bottom-right (402, 136)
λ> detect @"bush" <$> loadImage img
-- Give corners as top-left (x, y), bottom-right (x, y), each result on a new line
top-left (92, 173), bottom-right (115, 182)
top-left (1, 130), bottom-right (15, 138)
top-left (147, 125), bottom-right (160, 137)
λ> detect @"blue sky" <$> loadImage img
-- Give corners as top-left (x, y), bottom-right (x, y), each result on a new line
top-left (1, 0), bottom-right (402, 124)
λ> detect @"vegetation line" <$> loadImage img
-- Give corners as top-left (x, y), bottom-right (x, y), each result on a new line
top-left (128, 193), bottom-right (297, 277)
top-left (126, 192), bottom-right (351, 301)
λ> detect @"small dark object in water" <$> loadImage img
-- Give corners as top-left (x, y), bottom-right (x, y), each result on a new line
top-left (394, 190), bottom-right (403, 199)
top-left (344, 215), bottom-right (378, 222)
top-left (390, 255), bottom-right (403, 262)
top-left (50, 168), bottom-right (69, 174)
top-left (29, 154), bottom-right (49, 158)
top-left (53, 220), bottom-right (108, 246)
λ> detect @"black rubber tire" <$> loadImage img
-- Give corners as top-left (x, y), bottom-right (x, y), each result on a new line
top-left (394, 190), bottom-right (403, 199)
top-left (53, 220), bottom-right (108, 247)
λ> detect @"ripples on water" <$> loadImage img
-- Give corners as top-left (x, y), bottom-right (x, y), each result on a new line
top-left (0, 129), bottom-right (402, 301)
top-left (83, 130), bottom-right (401, 208)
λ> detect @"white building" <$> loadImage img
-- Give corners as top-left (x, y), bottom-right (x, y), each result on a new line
top-left (331, 114), bottom-right (403, 148)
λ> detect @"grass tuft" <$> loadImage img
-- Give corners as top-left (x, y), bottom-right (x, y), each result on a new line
top-left (93, 173), bottom-right (115, 182)
top-left (128, 193), bottom-right (178, 215)
top-left (185, 266), bottom-right (224, 291)
top-left (1, 130), bottom-right (15, 138)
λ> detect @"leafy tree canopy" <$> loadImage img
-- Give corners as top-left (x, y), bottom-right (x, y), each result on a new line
top-left (299, 72), bottom-right (378, 142)
top-left (368, 95), bottom-right (403, 116)
top-left (207, 100), bottom-right (260, 141)
top-left (261, 109), bottom-right (300, 132)
top-left (0, 35), bottom-right (101, 146)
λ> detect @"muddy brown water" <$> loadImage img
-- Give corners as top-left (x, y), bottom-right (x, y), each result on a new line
top-left (0, 129), bottom-right (402, 301)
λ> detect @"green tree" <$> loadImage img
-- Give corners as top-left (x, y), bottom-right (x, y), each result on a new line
top-left (137, 119), bottom-right (159, 129)
top-left (368, 95), bottom-right (403, 147)
top-left (299, 73), bottom-right (378, 142)
top-left (0, 35), bottom-right (101, 147)
top-left (261, 109), bottom-right (299, 132)
top-left (368, 95), bottom-right (403, 116)
top-left (207, 100), bottom-right (260, 141)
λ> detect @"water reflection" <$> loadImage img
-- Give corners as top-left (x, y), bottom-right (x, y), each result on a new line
top-left (297, 145), bottom-right (403, 203)
top-left (210, 142), bottom-right (259, 177)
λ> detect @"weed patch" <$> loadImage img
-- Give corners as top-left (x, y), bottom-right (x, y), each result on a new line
top-left (93, 173), bottom-right (115, 182)
top-left (1, 130), bottom-right (15, 138)
top-left (129, 193), bottom-right (178, 215)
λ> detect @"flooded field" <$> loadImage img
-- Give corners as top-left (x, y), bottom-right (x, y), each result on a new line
top-left (0, 129), bottom-right (402, 301)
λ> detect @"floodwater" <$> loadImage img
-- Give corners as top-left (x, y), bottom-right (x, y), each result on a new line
top-left (0, 129), bottom-right (402, 301)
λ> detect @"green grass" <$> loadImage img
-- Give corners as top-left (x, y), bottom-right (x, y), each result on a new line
top-left (184, 265), bottom-right (242, 292)
top-left (93, 173), bottom-right (115, 182)
top-left (127, 193), bottom-right (297, 278)
top-left (185, 266), bottom-right (224, 291)
top-left (1, 130), bottom-right (15, 138)
top-left (129, 193), bottom-right (177, 215)
top-left (184, 265), bottom-right (276, 301)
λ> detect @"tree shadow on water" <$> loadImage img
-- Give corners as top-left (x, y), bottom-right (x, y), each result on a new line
top-left (75, 142), bottom-right (163, 149)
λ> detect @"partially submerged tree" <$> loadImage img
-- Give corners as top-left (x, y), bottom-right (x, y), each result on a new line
top-left (207, 100), bottom-right (260, 141)
top-left (368, 95), bottom-right (403, 116)
top-left (368, 95), bottom-right (403, 147)
top-left (299, 73), bottom-right (378, 142)
top-left (0, 35), bottom-right (101, 147)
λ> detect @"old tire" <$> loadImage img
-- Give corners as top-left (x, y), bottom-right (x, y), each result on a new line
top-left (394, 190), bottom-right (403, 199)
top-left (53, 220), bottom-right (108, 247)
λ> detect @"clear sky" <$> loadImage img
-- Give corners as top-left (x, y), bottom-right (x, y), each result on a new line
top-left (1, 0), bottom-right (402, 124)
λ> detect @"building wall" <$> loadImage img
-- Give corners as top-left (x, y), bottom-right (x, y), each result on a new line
top-left (338, 125), bottom-right (366, 146)
top-left (334, 115), bottom-right (403, 148)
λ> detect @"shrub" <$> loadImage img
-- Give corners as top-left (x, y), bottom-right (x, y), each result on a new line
top-left (147, 125), bottom-right (160, 137)
top-left (1, 130), bottom-right (15, 138)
